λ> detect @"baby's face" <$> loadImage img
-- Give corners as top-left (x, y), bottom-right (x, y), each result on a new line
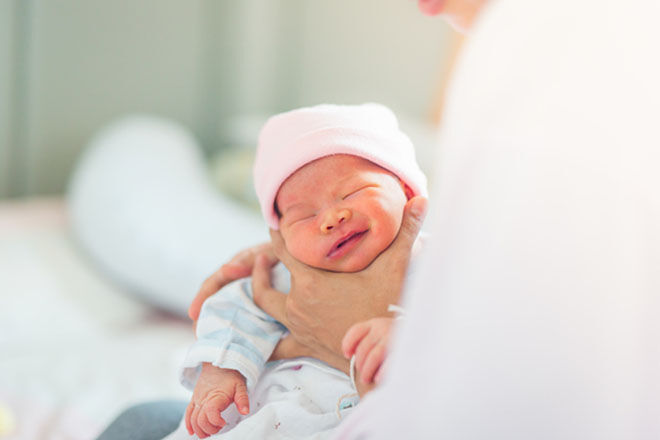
top-left (275, 154), bottom-right (410, 272)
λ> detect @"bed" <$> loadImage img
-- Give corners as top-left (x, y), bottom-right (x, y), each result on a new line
top-left (0, 115), bottom-right (276, 440)
top-left (0, 197), bottom-right (194, 439)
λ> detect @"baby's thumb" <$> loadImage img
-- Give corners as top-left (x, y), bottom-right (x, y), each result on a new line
top-left (234, 381), bottom-right (250, 415)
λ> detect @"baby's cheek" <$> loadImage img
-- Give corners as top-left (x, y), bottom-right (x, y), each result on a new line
top-left (373, 205), bottom-right (404, 240)
top-left (367, 225), bottom-right (398, 260)
top-left (286, 238), bottom-right (320, 267)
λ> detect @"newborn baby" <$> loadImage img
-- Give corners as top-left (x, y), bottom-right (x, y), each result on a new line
top-left (173, 103), bottom-right (427, 440)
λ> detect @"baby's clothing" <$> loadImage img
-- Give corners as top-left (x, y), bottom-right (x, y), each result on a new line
top-left (180, 264), bottom-right (291, 390)
top-left (167, 264), bottom-right (359, 440)
top-left (166, 359), bottom-right (357, 440)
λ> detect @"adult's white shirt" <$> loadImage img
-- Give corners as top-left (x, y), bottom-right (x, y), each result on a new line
top-left (337, 0), bottom-right (659, 438)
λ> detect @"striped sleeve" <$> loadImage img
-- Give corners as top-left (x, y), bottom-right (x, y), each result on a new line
top-left (179, 264), bottom-right (290, 390)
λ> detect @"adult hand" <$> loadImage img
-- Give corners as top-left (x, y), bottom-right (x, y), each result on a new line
top-left (268, 333), bottom-right (349, 373)
top-left (188, 242), bottom-right (278, 321)
top-left (268, 333), bottom-right (376, 398)
top-left (251, 196), bottom-right (427, 356)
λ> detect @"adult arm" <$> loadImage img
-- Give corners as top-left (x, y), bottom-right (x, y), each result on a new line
top-left (188, 242), bottom-right (278, 321)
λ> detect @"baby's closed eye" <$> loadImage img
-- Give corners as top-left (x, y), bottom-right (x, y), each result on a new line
top-left (342, 185), bottom-right (378, 200)
top-left (286, 211), bottom-right (317, 226)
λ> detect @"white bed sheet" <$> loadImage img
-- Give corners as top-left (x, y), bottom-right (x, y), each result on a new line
top-left (0, 198), bottom-right (193, 440)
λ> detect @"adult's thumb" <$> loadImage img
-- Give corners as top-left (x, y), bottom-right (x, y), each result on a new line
top-left (269, 229), bottom-right (294, 266)
top-left (393, 196), bottom-right (428, 252)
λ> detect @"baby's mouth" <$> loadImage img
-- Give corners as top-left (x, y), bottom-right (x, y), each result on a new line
top-left (327, 229), bottom-right (369, 259)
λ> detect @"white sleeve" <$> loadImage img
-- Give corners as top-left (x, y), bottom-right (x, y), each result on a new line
top-left (179, 264), bottom-right (290, 390)
top-left (337, 0), bottom-right (660, 438)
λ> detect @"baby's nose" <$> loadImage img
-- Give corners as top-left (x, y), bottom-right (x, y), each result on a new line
top-left (320, 208), bottom-right (352, 233)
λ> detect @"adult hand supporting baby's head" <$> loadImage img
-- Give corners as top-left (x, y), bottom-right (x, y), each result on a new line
top-left (252, 196), bottom-right (428, 357)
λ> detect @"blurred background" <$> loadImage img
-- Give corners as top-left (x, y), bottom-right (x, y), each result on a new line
top-left (0, 0), bottom-right (456, 199)
top-left (0, 1), bottom-right (458, 439)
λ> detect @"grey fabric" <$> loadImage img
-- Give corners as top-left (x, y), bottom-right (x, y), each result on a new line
top-left (96, 400), bottom-right (187, 440)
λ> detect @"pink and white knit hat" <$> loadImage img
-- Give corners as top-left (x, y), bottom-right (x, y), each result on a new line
top-left (254, 103), bottom-right (428, 230)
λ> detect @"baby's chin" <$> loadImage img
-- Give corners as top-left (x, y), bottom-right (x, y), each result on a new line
top-left (305, 253), bottom-right (378, 273)
top-left (325, 260), bottom-right (372, 273)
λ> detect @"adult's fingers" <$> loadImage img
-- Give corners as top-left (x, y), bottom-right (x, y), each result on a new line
top-left (341, 322), bottom-right (371, 358)
top-left (234, 380), bottom-right (250, 415)
top-left (268, 229), bottom-right (286, 258)
top-left (188, 266), bottom-right (246, 321)
top-left (250, 242), bottom-right (280, 267)
top-left (251, 254), bottom-right (290, 327)
top-left (188, 242), bottom-right (277, 321)
top-left (188, 271), bottom-right (220, 321)
top-left (227, 242), bottom-right (279, 272)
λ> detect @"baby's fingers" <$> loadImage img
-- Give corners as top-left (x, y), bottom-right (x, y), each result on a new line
top-left (374, 361), bottom-right (387, 384)
top-left (234, 379), bottom-right (250, 415)
top-left (342, 322), bottom-right (371, 358)
top-left (205, 404), bottom-right (225, 429)
top-left (204, 395), bottom-right (231, 429)
top-left (190, 403), bottom-right (206, 438)
top-left (184, 401), bottom-right (194, 435)
top-left (360, 343), bottom-right (387, 384)
top-left (196, 410), bottom-right (220, 438)
top-left (354, 331), bottom-right (380, 374)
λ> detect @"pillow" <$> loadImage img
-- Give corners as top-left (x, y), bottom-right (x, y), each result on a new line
top-left (67, 115), bottom-right (268, 317)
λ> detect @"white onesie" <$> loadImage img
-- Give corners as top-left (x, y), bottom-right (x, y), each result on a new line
top-left (166, 263), bottom-right (359, 440)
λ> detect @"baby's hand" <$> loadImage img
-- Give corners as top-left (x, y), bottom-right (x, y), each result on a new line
top-left (185, 363), bottom-right (249, 439)
top-left (341, 317), bottom-right (394, 385)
